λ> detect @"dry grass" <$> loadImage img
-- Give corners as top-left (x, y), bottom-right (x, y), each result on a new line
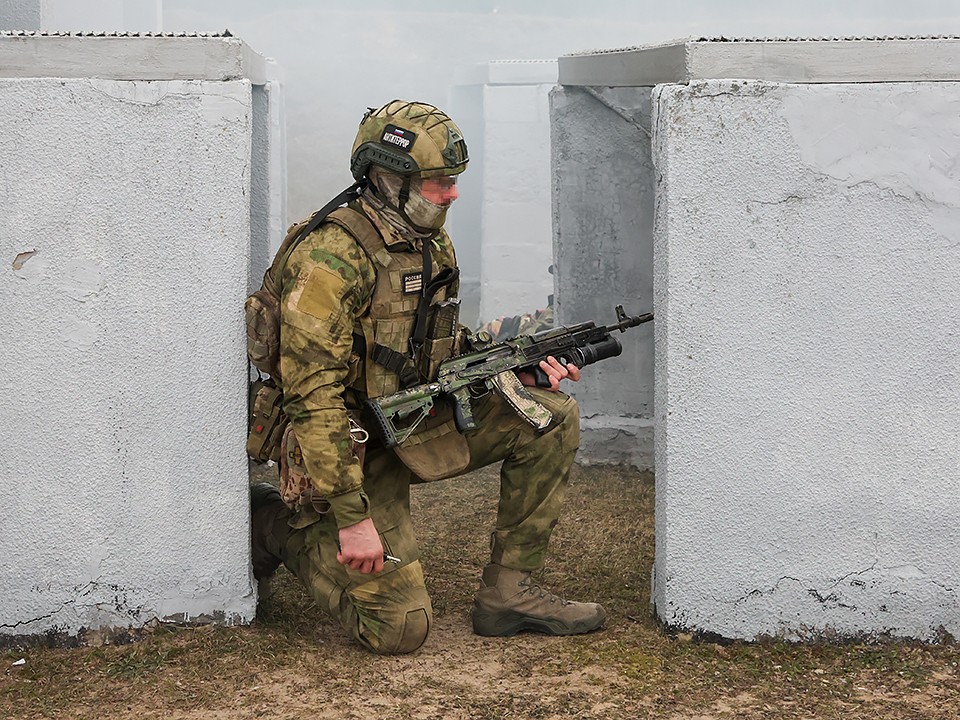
top-left (2, 464), bottom-right (958, 719)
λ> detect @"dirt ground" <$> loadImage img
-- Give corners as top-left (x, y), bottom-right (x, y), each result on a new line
top-left (2, 463), bottom-right (958, 719)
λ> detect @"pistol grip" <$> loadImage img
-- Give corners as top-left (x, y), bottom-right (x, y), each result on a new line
top-left (451, 388), bottom-right (476, 431)
top-left (532, 365), bottom-right (552, 388)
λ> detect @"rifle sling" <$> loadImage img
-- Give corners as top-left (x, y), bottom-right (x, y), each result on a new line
top-left (272, 183), bottom-right (364, 282)
top-left (371, 343), bottom-right (420, 388)
top-left (370, 239), bottom-right (460, 388)
top-left (409, 239), bottom-right (434, 352)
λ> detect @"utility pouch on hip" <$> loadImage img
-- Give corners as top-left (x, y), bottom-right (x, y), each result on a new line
top-left (392, 397), bottom-right (470, 482)
top-left (279, 416), bottom-right (368, 513)
top-left (279, 425), bottom-right (325, 512)
top-left (247, 380), bottom-right (288, 463)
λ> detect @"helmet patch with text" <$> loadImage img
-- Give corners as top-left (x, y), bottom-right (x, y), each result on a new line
top-left (381, 124), bottom-right (417, 152)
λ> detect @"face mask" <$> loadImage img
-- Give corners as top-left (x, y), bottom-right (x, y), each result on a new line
top-left (368, 169), bottom-right (448, 232)
top-left (402, 184), bottom-right (448, 230)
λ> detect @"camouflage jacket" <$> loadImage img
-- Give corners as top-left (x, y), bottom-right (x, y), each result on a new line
top-left (278, 199), bottom-right (457, 528)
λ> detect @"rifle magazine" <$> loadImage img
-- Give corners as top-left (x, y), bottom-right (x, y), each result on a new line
top-left (490, 371), bottom-right (553, 431)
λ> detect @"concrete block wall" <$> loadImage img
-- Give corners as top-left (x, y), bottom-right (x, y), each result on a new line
top-left (0, 32), bottom-right (277, 645)
top-left (652, 76), bottom-right (960, 642)
top-left (250, 59), bottom-right (288, 290)
top-left (550, 86), bottom-right (656, 467)
top-left (448, 61), bottom-right (557, 328)
top-left (556, 37), bottom-right (960, 641)
top-left (264, 60), bottom-right (288, 260)
top-left (478, 79), bottom-right (555, 322)
top-left (446, 81), bottom-right (484, 327)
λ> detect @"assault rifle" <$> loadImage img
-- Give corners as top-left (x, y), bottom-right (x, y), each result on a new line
top-left (366, 305), bottom-right (653, 447)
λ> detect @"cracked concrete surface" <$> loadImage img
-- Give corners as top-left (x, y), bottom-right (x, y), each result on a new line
top-left (551, 85), bottom-right (656, 468)
top-left (652, 78), bottom-right (960, 642)
top-left (1, 73), bottom-right (257, 643)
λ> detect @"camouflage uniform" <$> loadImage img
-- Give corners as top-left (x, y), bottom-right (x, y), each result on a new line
top-left (260, 200), bottom-right (579, 654)
top-left (252, 99), bottom-right (597, 654)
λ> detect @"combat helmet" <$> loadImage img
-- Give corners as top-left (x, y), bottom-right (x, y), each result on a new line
top-left (350, 99), bottom-right (469, 181)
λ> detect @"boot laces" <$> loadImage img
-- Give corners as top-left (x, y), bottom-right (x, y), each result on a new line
top-left (519, 573), bottom-right (570, 606)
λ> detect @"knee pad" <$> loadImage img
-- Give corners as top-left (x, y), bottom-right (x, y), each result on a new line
top-left (363, 602), bottom-right (432, 655)
top-left (347, 561), bottom-right (433, 655)
top-left (390, 606), bottom-right (431, 654)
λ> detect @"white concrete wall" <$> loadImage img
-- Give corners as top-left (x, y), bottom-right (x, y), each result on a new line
top-left (265, 59), bottom-right (287, 257)
top-left (0, 0), bottom-right (41, 29)
top-left (652, 79), bottom-right (960, 641)
top-left (446, 82), bottom-right (484, 328)
top-left (0, 62), bottom-right (259, 641)
top-left (550, 86), bottom-right (656, 467)
top-left (249, 60), bottom-right (287, 289)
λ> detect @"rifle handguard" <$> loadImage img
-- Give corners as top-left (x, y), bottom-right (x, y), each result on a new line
top-left (366, 306), bottom-right (652, 443)
top-left (531, 336), bottom-right (623, 387)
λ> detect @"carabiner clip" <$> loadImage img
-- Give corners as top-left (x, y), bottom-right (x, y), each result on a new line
top-left (348, 417), bottom-right (369, 445)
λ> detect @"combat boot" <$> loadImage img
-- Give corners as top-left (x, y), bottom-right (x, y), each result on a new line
top-left (471, 563), bottom-right (606, 637)
top-left (250, 482), bottom-right (290, 583)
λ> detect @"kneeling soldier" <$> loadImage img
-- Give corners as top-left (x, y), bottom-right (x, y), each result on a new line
top-left (249, 99), bottom-right (605, 654)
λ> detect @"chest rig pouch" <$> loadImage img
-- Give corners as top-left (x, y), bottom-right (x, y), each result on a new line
top-left (327, 207), bottom-right (471, 482)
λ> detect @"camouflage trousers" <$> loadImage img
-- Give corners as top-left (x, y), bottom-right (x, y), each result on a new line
top-left (265, 386), bottom-right (580, 655)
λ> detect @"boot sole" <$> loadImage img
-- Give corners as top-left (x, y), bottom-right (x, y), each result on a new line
top-left (472, 609), bottom-right (605, 637)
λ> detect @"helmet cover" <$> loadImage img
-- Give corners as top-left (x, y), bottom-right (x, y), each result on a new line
top-left (351, 99), bottom-right (469, 182)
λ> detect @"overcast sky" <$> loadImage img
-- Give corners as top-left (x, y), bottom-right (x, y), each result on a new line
top-left (163, 0), bottom-right (960, 220)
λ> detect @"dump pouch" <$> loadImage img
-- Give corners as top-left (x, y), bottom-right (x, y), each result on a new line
top-left (392, 397), bottom-right (470, 482)
top-left (278, 425), bottom-right (334, 514)
top-left (247, 380), bottom-right (288, 463)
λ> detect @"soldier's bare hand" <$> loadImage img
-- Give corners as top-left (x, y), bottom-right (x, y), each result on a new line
top-left (516, 356), bottom-right (581, 392)
top-left (338, 518), bottom-right (384, 574)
